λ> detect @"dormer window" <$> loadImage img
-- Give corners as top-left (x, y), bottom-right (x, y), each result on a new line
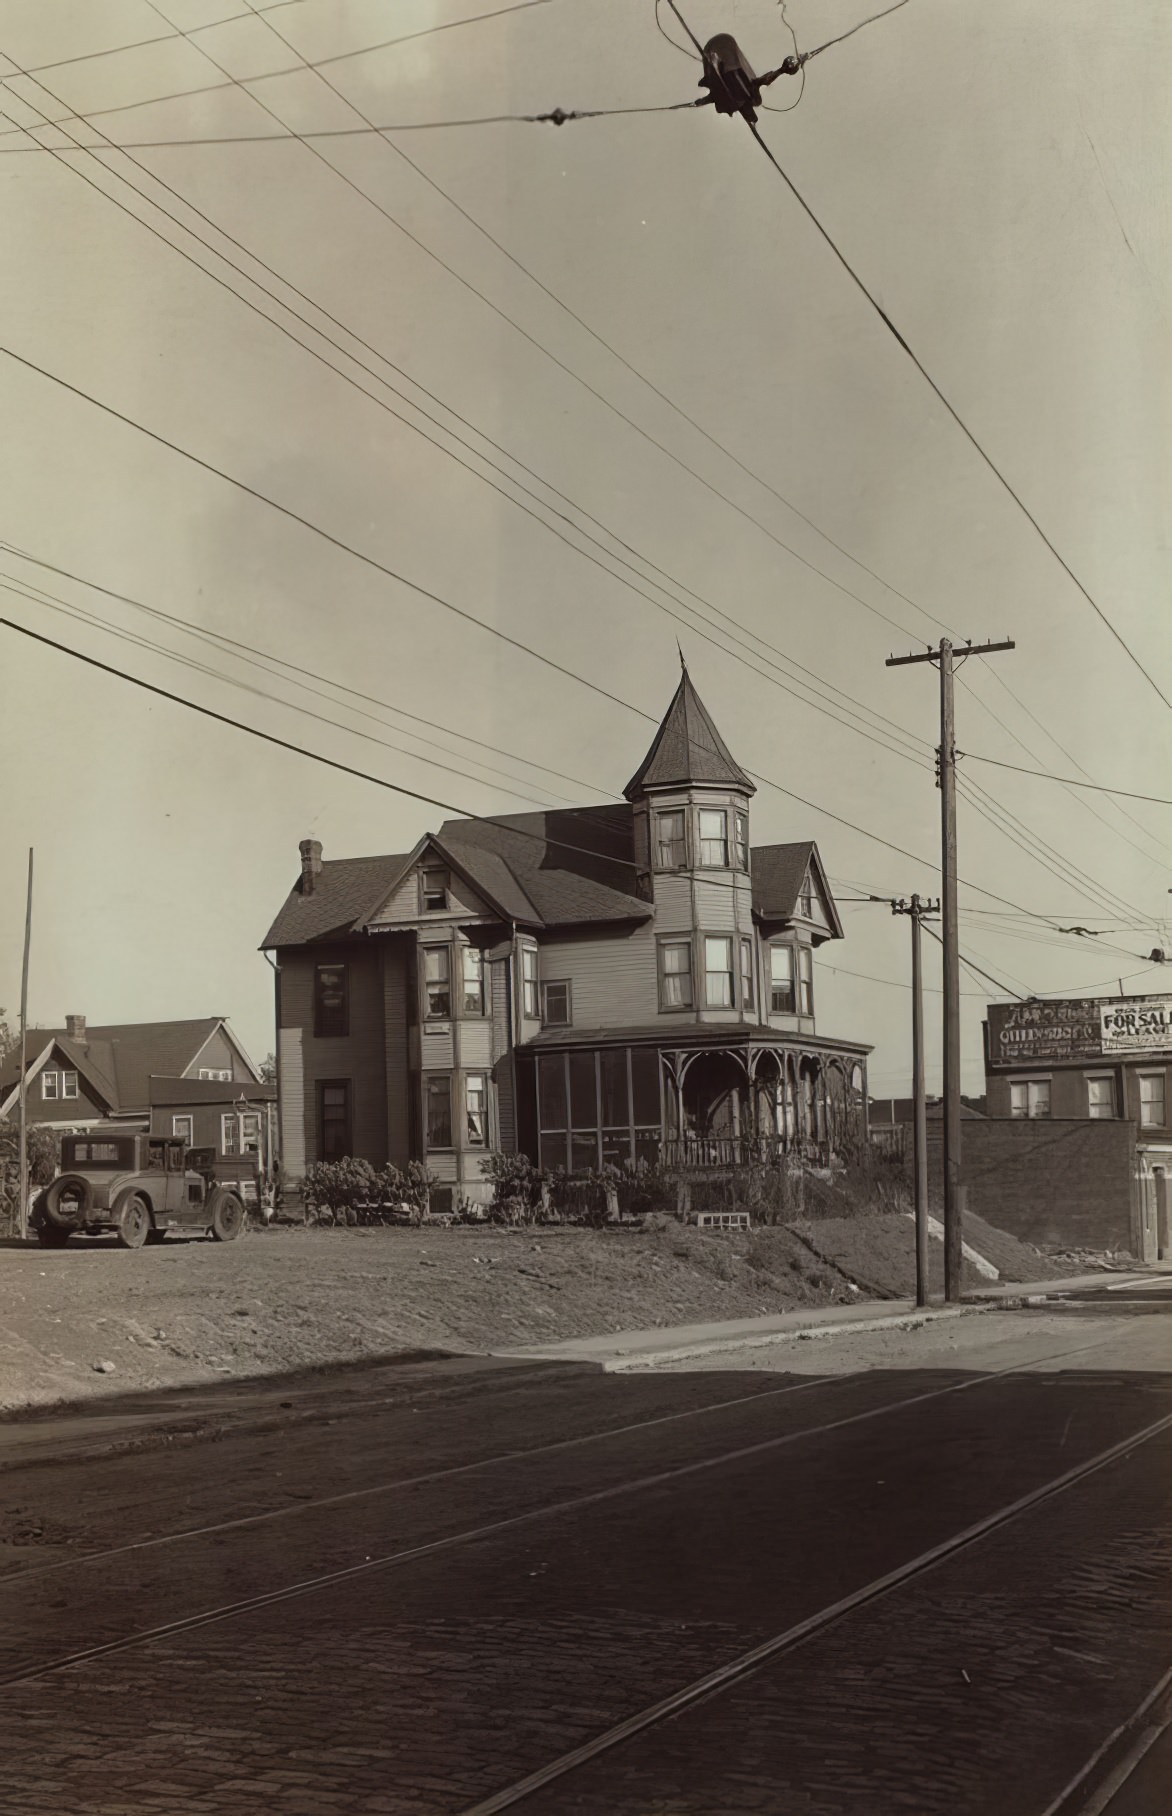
top-left (735, 811), bottom-right (750, 871)
top-left (422, 868), bottom-right (449, 912)
top-left (698, 809), bottom-right (729, 867)
top-left (655, 810), bottom-right (687, 870)
top-left (799, 873), bottom-right (815, 919)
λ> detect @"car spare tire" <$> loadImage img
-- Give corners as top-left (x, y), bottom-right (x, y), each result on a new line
top-left (42, 1173), bottom-right (91, 1229)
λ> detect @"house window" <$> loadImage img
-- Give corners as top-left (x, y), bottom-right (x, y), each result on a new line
top-left (698, 809), bottom-right (729, 867)
top-left (1086, 1075), bottom-right (1116, 1120)
top-left (735, 811), bottom-right (750, 871)
top-left (655, 810), bottom-right (687, 870)
top-left (1010, 1079), bottom-right (1051, 1119)
top-left (798, 946), bottom-right (814, 1015)
top-left (740, 938), bottom-right (755, 1013)
top-left (423, 947), bottom-right (451, 1018)
top-left (1139, 1073), bottom-right (1166, 1129)
top-left (221, 1113), bottom-right (239, 1156)
top-left (800, 876), bottom-right (815, 919)
top-left (705, 936), bottom-right (735, 1008)
top-left (314, 963), bottom-right (349, 1038)
top-left (41, 1071), bottom-right (59, 1100)
top-left (521, 944), bottom-right (539, 1019)
top-left (172, 1115), bottom-right (194, 1145)
top-left (61, 1071), bottom-right (78, 1099)
top-left (466, 1074), bottom-right (488, 1146)
top-left (462, 946), bottom-right (485, 1015)
top-left (319, 1081), bottom-right (351, 1160)
top-left (542, 981), bottom-right (572, 1027)
top-left (770, 945), bottom-right (795, 1013)
top-left (199, 1067), bottom-right (232, 1081)
top-left (659, 940), bottom-right (693, 1010)
top-left (240, 1113), bottom-right (261, 1155)
top-left (422, 867), bottom-right (449, 912)
top-left (426, 1075), bottom-right (453, 1148)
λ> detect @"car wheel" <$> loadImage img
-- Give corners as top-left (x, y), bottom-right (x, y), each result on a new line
top-left (114, 1192), bottom-right (151, 1250)
top-left (210, 1190), bottom-right (245, 1242)
top-left (36, 1222), bottom-right (71, 1248)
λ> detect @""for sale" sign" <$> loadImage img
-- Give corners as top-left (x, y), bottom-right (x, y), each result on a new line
top-left (1100, 998), bottom-right (1172, 1053)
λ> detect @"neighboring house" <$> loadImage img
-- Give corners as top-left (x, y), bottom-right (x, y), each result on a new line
top-left (147, 1076), bottom-right (277, 1200)
top-left (869, 1095), bottom-right (986, 1155)
top-left (981, 993), bottom-right (1172, 1258)
top-left (264, 667), bottom-right (871, 1208)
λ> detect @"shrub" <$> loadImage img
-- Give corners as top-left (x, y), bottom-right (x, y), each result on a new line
top-left (483, 1151), bottom-right (548, 1225)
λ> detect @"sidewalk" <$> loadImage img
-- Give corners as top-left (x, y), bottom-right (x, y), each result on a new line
top-left (491, 1269), bottom-right (1153, 1372)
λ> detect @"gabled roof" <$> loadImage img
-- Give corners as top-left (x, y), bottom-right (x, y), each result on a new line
top-left (0, 1018), bottom-right (255, 1117)
top-left (438, 806), bottom-right (651, 929)
top-left (0, 1035), bottom-right (119, 1120)
top-left (362, 833), bottom-right (542, 930)
top-left (624, 668), bottom-right (755, 801)
top-left (261, 852), bottom-right (411, 948)
top-left (751, 840), bottom-right (843, 939)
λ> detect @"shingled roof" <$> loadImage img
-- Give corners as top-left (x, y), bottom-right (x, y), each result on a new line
top-left (623, 668), bottom-right (755, 801)
top-left (0, 1019), bottom-right (255, 1116)
top-left (752, 841), bottom-right (843, 939)
top-left (261, 853), bottom-right (411, 949)
top-left (437, 806), bottom-right (651, 928)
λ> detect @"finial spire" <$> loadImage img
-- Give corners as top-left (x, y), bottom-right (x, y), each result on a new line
top-left (676, 638), bottom-right (687, 673)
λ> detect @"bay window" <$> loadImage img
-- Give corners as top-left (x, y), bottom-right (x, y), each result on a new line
top-left (735, 811), bottom-right (750, 870)
top-left (704, 936), bottom-right (735, 1008)
top-left (462, 946), bottom-right (485, 1014)
top-left (659, 940), bottom-right (693, 1010)
top-left (798, 946), bottom-right (814, 1015)
top-left (740, 938), bottom-right (755, 1012)
top-left (426, 1075), bottom-right (453, 1148)
top-left (655, 810), bottom-right (687, 869)
top-left (423, 947), bottom-right (451, 1018)
top-left (521, 944), bottom-right (539, 1019)
top-left (466, 1074), bottom-right (488, 1145)
top-left (698, 809), bottom-right (729, 867)
top-left (770, 945), bottom-right (795, 1013)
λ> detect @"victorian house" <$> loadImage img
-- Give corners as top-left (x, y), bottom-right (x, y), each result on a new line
top-left (262, 668), bottom-right (871, 1207)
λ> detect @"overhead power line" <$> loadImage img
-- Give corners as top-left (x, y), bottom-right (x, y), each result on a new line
top-left (962, 752), bottom-right (1172, 808)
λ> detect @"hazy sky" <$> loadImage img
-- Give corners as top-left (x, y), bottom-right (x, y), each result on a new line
top-left (1, 0), bottom-right (1170, 1094)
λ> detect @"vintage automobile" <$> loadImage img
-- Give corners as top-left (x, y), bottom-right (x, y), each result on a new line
top-left (31, 1133), bottom-right (246, 1249)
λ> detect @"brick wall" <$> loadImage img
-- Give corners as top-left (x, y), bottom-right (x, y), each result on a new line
top-left (925, 1118), bottom-right (1139, 1253)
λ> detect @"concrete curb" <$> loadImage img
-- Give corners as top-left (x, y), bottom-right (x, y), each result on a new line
top-left (601, 1303), bottom-right (985, 1372)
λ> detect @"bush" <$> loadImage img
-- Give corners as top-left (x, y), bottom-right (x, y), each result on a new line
top-left (483, 1151), bottom-right (548, 1225)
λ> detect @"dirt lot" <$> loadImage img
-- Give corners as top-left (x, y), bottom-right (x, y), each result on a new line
top-left (0, 1208), bottom-right (1087, 1412)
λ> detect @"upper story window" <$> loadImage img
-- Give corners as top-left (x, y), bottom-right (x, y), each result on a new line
top-left (698, 809), bottom-right (729, 867)
top-left (41, 1070), bottom-right (79, 1100)
top-left (655, 810), bottom-right (688, 870)
top-left (462, 946), bottom-right (485, 1015)
top-left (1139, 1072), bottom-right (1166, 1129)
top-left (542, 980), bottom-right (572, 1027)
top-left (740, 938), bottom-right (755, 1013)
top-left (735, 811), bottom-right (750, 871)
top-left (799, 875), bottom-right (815, 919)
top-left (314, 963), bottom-right (349, 1038)
top-left (704, 936), bottom-right (735, 1008)
top-left (423, 947), bottom-right (451, 1018)
top-left (199, 1067), bottom-right (232, 1081)
top-left (659, 940), bottom-right (693, 1011)
top-left (770, 945), bottom-right (795, 1013)
top-left (1011, 1079), bottom-right (1051, 1119)
top-left (1086, 1075), bottom-right (1116, 1119)
top-left (798, 946), bottom-right (814, 1016)
top-left (521, 944), bottom-right (539, 1019)
top-left (421, 867), bottom-right (450, 912)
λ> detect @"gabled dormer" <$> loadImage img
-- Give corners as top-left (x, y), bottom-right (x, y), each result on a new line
top-left (751, 841), bottom-right (843, 947)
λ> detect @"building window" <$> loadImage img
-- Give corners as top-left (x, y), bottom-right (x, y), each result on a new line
top-left (698, 809), bottom-right (729, 867)
top-left (705, 936), bottom-right (735, 1008)
top-left (172, 1115), bottom-right (194, 1145)
top-left (542, 980), bottom-right (572, 1027)
top-left (41, 1071), bottom-right (59, 1100)
top-left (240, 1113), bottom-right (261, 1155)
top-left (61, 1071), bottom-right (78, 1099)
top-left (1086, 1075), bottom-right (1116, 1120)
top-left (521, 944), bottom-right (539, 1019)
top-left (466, 1074), bottom-right (488, 1146)
top-left (421, 867), bottom-right (449, 912)
top-left (800, 874), bottom-right (815, 920)
top-left (462, 946), bottom-right (485, 1015)
top-left (319, 1081), bottom-right (351, 1160)
top-left (659, 940), bottom-right (693, 1010)
top-left (655, 810), bottom-right (687, 870)
top-left (199, 1067), bottom-right (232, 1081)
top-left (740, 938), bottom-right (755, 1012)
top-left (314, 963), bottom-right (349, 1038)
top-left (1010, 1079), bottom-right (1051, 1119)
top-left (770, 945), bottom-right (795, 1013)
top-left (735, 811), bottom-right (750, 871)
top-left (426, 1075), bottom-right (453, 1148)
top-left (1139, 1073), bottom-right (1166, 1130)
top-left (221, 1113), bottom-right (240, 1156)
top-left (423, 947), bottom-right (451, 1018)
top-left (798, 946), bottom-right (814, 1015)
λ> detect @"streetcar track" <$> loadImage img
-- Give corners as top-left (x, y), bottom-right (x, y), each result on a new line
top-left (458, 1404), bottom-right (1172, 1816)
top-left (0, 1333), bottom-right (1119, 1687)
top-left (1041, 1661), bottom-right (1172, 1815)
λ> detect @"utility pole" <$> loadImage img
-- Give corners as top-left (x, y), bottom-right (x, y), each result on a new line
top-left (891, 895), bottom-right (939, 1308)
top-left (886, 639), bottom-right (1014, 1300)
top-left (17, 848), bottom-right (33, 1243)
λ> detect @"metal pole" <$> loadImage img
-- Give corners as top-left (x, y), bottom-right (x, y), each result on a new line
top-left (17, 848), bottom-right (33, 1243)
top-left (938, 644), bottom-right (963, 1301)
top-left (910, 898), bottom-right (930, 1308)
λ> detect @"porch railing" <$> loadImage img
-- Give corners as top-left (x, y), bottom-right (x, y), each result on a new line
top-left (660, 1134), bottom-right (808, 1169)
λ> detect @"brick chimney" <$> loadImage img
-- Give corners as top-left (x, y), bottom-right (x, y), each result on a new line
top-left (65, 1014), bottom-right (86, 1041)
top-left (299, 838), bottom-right (323, 896)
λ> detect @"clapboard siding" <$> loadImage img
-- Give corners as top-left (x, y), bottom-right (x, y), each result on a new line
top-left (277, 945), bottom-right (387, 1167)
top-left (539, 929), bottom-right (659, 1028)
top-left (461, 1021), bottom-right (493, 1070)
top-left (382, 943), bottom-right (411, 1166)
top-left (491, 957), bottom-right (517, 1151)
top-left (650, 873), bottom-right (694, 932)
top-left (278, 1024), bottom-right (305, 1180)
top-left (188, 1026), bottom-right (255, 1082)
top-left (420, 1027), bottom-right (454, 1070)
top-left (368, 864), bottom-right (491, 925)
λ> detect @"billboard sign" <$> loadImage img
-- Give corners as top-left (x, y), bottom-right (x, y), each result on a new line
top-left (987, 994), bottom-right (1172, 1067)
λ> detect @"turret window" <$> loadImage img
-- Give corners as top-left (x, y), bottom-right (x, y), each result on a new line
top-left (699, 809), bottom-right (729, 867)
top-left (655, 810), bottom-right (687, 869)
top-left (770, 945), bottom-right (795, 1013)
top-left (735, 811), bottom-right (750, 870)
top-left (704, 936), bottom-right (735, 1007)
top-left (659, 941), bottom-right (694, 1010)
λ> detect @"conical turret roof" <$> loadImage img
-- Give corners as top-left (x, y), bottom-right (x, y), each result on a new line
top-left (623, 667), bottom-right (755, 801)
